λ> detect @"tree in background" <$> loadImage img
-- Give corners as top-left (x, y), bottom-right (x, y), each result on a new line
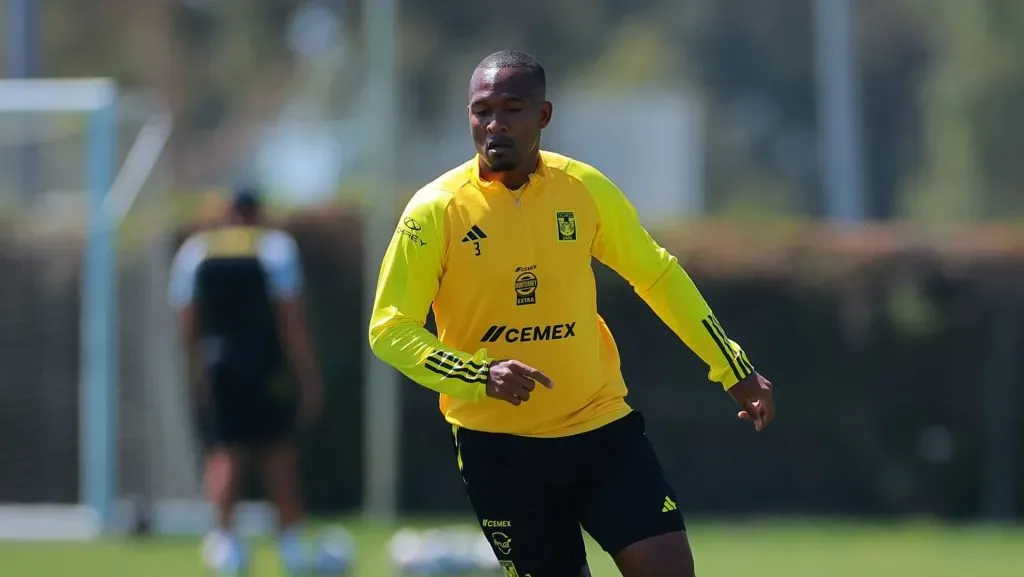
top-left (25, 0), bottom-right (1024, 220)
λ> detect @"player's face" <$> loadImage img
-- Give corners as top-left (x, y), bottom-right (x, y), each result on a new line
top-left (468, 67), bottom-right (552, 173)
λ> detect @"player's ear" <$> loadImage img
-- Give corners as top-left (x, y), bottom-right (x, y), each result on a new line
top-left (539, 101), bottom-right (552, 129)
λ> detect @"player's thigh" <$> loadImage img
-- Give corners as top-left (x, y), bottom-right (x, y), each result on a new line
top-left (249, 396), bottom-right (299, 446)
top-left (453, 427), bottom-right (588, 577)
top-left (199, 398), bottom-right (245, 450)
top-left (212, 370), bottom-right (296, 447)
top-left (576, 412), bottom-right (687, 558)
top-left (205, 399), bottom-right (258, 448)
top-left (614, 531), bottom-right (695, 577)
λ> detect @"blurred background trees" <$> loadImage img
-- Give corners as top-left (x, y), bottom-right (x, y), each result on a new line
top-left (14, 0), bottom-right (1024, 221)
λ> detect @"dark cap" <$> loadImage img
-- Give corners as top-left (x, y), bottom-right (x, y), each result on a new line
top-left (231, 184), bottom-right (261, 211)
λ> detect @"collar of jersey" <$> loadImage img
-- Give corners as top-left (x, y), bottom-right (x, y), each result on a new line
top-left (470, 154), bottom-right (549, 193)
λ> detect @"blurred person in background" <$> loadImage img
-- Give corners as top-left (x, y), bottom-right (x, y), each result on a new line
top-left (369, 50), bottom-right (775, 577)
top-left (169, 185), bottom-right (324, 575)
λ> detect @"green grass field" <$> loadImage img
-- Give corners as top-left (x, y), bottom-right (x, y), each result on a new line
top-left (2, 518), bottom-right (1023, 577)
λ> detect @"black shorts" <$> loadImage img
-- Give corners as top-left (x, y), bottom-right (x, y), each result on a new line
top-left (452, 411), bottom-right (684, 576)
top-left (198, 364), bottom-right (297, 449)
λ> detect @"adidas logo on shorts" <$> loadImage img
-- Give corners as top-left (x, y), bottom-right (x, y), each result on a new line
top-left (662, 496), bottom-right (677, 513)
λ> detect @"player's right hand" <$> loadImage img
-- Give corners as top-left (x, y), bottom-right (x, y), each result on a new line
top-left (486, 359), bottom-right (554, 406)
top-left (728, 371), bottom-right (775, 432)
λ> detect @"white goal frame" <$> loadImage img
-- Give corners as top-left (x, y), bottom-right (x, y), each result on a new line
top-left (0, 78), bottom-right (168, 540)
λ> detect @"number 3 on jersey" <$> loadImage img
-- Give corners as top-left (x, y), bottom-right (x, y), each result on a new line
top-left (461, 225), bottom-right (487, 257)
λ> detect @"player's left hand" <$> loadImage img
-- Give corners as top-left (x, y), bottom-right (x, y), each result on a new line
top-left (727, 372), bottom-right (774, 432)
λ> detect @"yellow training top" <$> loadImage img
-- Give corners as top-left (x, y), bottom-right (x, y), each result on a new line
top-left (369, 151), bottom-right (754, 437)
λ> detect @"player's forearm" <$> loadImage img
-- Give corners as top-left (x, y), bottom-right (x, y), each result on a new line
top-left (638, 263), bottom-right (755, 389)
top-left (369, 319), bottom-right (490, 401)
top-left (276, 298), bottom-right (323, 392)
top-left (284, 323), bottom-right (322, 390)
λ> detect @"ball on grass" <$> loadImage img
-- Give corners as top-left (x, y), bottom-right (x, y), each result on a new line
top-left (312, 526), bottom-right (356, 574)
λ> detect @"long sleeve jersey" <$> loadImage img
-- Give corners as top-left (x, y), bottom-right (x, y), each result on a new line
top-left (369, 151), bottom-right (755, 437)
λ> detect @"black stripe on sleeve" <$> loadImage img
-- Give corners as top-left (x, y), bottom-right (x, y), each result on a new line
top-left (710, 315), bottom-right (754, 377)
top-left (426, 351), bottom-right (486, 372)
top-left (423, 363), bottom-right (486, 383)
top-left (735, 348), bottom-right (754, 375)
top-left (702, 317), bottom-right (743, 382)
top-left (424, 351), bottom-right (488, 383)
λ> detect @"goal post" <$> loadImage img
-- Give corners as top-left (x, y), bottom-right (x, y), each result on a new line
top-left (0, 78), bottom-right (283, 541)
top-left (0, 78), bottom-right (210, 540)
top-left (83, 80), bottom-right (118, 538)
top-left (0, 79), bottom-right (117, 538)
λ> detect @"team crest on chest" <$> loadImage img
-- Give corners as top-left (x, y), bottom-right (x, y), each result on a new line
top-left (555, 211), bottom-right (576, 241)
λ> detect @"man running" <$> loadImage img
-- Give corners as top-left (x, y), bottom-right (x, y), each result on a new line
top-left (369, 50), bottom-right (775, 577)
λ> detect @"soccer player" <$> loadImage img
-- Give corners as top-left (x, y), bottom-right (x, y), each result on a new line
top-left (169, 186), bottom-right (324, 575)
top-left (369, 50), bottom-right (776, 577)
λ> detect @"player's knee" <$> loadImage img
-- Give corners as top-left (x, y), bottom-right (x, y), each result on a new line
top-left (262, 442), bottom-right (298, 469)
top-left (203, 450), bottom-right (241, 500)
top-left (262, 447), bottom-right (298, 483)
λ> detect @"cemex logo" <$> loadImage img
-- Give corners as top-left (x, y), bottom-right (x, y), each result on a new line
top-left (480, 322), bottom-right (576, 343)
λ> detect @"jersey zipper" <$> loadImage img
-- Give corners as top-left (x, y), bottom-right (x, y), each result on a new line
top-left (512, 188), bottom-right (535, 262)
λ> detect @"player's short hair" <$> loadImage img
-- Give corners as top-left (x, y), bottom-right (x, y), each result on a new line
top-left (231, 183), bottom-right (261, 221)
top-left (475, 50), bottom-right (546, 96)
